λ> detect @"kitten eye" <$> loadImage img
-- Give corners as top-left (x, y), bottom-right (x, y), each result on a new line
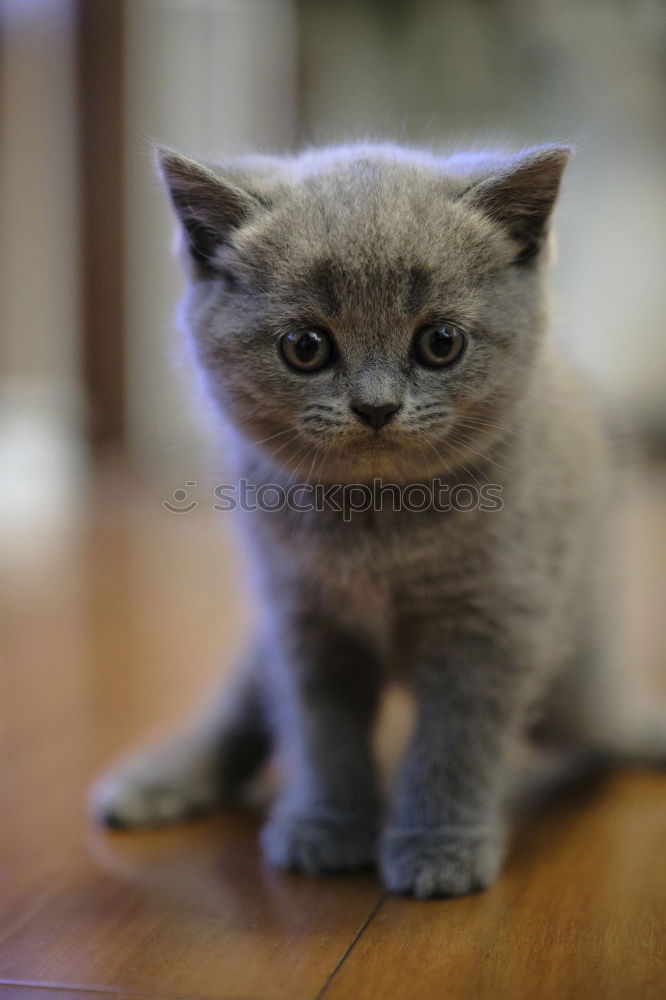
top-left (413, 323), bottom-right (466, 368)
top-left (280, 328), bottom-right (334, 373)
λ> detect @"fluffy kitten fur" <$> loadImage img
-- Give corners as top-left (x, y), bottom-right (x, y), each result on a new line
top-left (91, 142), bottom-right (661, 898)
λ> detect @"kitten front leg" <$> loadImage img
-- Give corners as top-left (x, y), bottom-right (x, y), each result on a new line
top-left (260, 617), bottom-right (382, 873)
top-left (90, 643), bottom-right (270, 828)
top-left (381, 638), bottom-right (527, 898)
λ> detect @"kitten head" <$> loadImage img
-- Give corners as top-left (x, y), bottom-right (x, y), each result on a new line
top-left (158, 142), bottom-right (570, 483)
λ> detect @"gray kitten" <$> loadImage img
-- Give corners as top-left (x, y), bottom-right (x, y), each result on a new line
top-left (91, 142), bottom-right (663, 898)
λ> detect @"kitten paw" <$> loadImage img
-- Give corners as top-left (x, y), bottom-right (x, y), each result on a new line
top-left (261, 811), bottom-right (378, 873)
top-left (380, 828), bottom-right (504, 899)
top-left (89, 753), bottom-right (219, 829)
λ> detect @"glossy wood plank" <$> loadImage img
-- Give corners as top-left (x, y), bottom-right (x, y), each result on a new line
top-left (0, 988), bottom-right (176, 1000)
top-left (1, 462), bottom-right (664, 1000)
top-left (0, 468), bottom-right (383, 999)
top-left (324, 467), bottom-right (666, 999)
top-left (324, 770), bottom-right (666, 999)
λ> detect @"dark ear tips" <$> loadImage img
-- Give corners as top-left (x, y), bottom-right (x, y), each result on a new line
top-left (153, 144), bottom-right (262, 275)
top-left (153, 145), bottom-right (218, 195)
top-left (527, 144), bottom-right (573, 167)
top-left (153, 142), bottom-right (177, 175)
top-left (464, 144), bottom-right (573, 264)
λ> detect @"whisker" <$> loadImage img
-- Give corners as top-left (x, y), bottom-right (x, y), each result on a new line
top-left (454, 419), bottom-right (528, 464)
top-left (249, 426), bottom-right (294, 449)
top-left (423, 436), bottom-right (483, 488)
top-left (289, 444), bottom-right (322, 541)
top-left (247, 433), bottom-right (299, 482)
top-left (419, 444), bottom-right (433, 478)
top-left (447, 429), bottom-right (516, 475)
top-left (455, 413), bottom-right (533, 442)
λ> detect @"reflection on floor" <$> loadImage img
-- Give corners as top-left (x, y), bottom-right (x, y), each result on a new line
top-left (1, 459), bottom-right (664, 1000)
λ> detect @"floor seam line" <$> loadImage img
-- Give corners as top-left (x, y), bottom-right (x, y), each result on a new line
top-left (313, 891), bottom-right (387, 1000)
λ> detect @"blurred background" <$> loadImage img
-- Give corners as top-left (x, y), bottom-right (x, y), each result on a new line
top-left (1, 0), bottom-right (665, 514)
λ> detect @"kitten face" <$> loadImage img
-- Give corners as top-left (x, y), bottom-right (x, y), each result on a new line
top-left (161, 145), bottom-right (569, 482)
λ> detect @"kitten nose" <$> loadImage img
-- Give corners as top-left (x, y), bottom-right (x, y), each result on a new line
top-left (351, 401), bottom-right (401, 430)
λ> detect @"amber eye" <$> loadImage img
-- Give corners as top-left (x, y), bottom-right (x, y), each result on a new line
top-left (413, 324), bottom-right (466, 368)
top-left (280, 328), bottom-right (334, 373)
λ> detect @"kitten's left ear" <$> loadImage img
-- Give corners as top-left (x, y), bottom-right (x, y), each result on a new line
top-left (463, 145), bottom-right (572, 264)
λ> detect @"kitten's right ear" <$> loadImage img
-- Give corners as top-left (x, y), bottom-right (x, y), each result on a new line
top-left (155, 147), bottom-right (265, 276)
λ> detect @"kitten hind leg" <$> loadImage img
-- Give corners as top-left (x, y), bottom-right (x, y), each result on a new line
top-left (89, 646), bottom-right (271, 828)
top-left (532, 638), bottom-right (666, 765)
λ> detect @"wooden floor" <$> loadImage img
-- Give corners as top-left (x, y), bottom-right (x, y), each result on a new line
top-left (1, 460), bottom-right (664, 1000)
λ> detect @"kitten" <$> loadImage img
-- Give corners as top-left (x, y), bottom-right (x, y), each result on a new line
top-left (91, 142), bottom-right (663, 898)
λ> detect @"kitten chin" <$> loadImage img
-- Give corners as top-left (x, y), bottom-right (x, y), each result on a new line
top-left (245, 441), bottom-right (460, 486)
